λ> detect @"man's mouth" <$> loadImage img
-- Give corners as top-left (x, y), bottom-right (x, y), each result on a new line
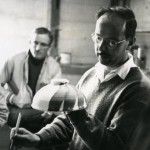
top-left (97, 53), bottom-right (109, 57)
top-left (35, 51), bottom-right (42, 55)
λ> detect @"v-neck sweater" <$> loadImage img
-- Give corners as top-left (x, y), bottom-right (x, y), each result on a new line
top-left (37, 67), bottom-right (150, 150)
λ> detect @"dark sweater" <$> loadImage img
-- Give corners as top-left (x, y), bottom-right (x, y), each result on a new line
top-left (28, 51), bottom-right (45, 95)
top-left (37, 67), bottom-right (150, 150)
top-left (127, 101), bottom-right (150, 150)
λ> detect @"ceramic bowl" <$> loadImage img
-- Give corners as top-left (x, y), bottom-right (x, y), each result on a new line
top-left (31, 79), bottom-right (87, 112)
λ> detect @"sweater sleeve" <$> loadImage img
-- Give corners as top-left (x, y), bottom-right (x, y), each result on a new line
top-left (67, 82), bottom-right (150, 150)
top-left (36, 114), bottom-right (73, 147)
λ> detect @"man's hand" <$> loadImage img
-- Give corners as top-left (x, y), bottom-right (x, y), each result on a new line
top-left (41, 111), bottom-right (62, 124)
top-left (10, 127), bottom-right (41, 148)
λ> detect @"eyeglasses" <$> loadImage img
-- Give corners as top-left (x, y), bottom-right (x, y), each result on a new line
top-left (91, 33), bottom-right (126, 49)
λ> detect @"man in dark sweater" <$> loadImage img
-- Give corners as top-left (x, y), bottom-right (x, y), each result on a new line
top-left (10, 6), bottom-right (150, 150)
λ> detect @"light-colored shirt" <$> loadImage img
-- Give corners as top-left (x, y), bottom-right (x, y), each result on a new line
top-left (95, 54), bottom-right (137, 82)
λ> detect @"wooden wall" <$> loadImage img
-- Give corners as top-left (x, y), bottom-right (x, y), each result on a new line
top-left (58, 0), bottom-right (110, 65)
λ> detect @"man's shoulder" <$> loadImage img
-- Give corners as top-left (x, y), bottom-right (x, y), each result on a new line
top-left (10, 51), bottom-right (28, 60)
top-left (84, 66), bottom-right (96, 76)
top-left (126, 67), bottom-right (150, 90)
top-left (5, 51), bottom-right (28, 65)
top-left (46, 55), bottom-right (60, 67)
top-left (46, 55), bottom-right (57, 62)
top-left (128, 67), bottom-right (149, 81)
top-left (78, 66), bottom-right (96, 84)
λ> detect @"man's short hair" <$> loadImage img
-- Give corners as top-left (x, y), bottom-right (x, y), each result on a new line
top-left (33, 27), bottom-right (53, 45)
top-left (96, 6), bottom-right (137, 40)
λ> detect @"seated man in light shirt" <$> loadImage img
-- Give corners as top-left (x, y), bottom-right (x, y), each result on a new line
top-left (0, 27), bottom-right (62, 133)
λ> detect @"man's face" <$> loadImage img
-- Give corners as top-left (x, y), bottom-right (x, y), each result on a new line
top-left (94, 14), bottom-right (129, 68)
top-left (29, 33), bottom-right (50, 60)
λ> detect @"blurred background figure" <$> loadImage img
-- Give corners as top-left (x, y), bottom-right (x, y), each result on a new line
top-left (0, 27), bottom-right (62, 133)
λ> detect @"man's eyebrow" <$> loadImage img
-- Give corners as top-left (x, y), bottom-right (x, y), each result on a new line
top-left (34, 41), bottom-right (49, 44)
top-left (95, 34), bottom-right (118, 40)
top-left (95, 33), bottom-right (101, 36)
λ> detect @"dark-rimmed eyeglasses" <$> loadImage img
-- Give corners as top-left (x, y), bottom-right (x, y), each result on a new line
top-left (91, 33), bottom-right (126, 49)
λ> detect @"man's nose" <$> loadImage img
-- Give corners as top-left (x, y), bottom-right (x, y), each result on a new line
top-left (35, 44), bottom-right (41, 51)
top-left (97, 40), bottom-right (105, 51)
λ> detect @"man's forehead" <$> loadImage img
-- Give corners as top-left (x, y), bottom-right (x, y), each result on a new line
top-left (96, 13), bottom-right (125, 26)
top-left (30, 33), bottom-right (50, 41)
top-left (95, 13), bottom-right (126, 35)
top-left (95, 13), bottom-right (126, 39)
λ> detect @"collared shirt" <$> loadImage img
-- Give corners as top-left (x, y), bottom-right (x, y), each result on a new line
top-left (95, 53), bottom-right (137, 82)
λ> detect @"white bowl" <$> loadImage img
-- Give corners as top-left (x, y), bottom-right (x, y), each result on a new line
top-left (31, 79), bottom-right (87, 112)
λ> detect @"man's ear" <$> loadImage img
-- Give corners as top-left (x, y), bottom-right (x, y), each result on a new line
top-left (128, 37), bottom-right (136, 46)
top-left (126, 37), bottom-right (136, 50)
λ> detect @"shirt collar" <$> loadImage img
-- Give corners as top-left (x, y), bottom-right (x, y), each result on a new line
top-left (116, 53), bottom-right (137, 79)
top-left (95, 53), bottom-right (137, 81)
